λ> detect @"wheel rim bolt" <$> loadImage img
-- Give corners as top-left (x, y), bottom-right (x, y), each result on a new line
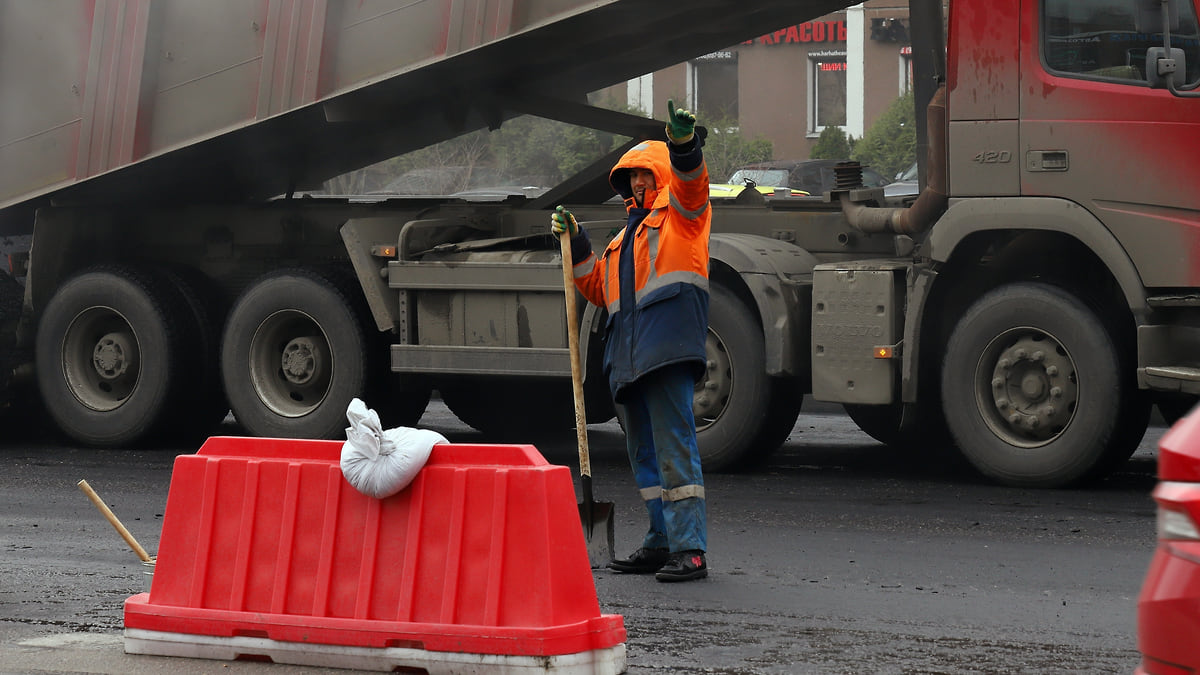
top-left (997, 398), bottom-right (1010, 409)
top-left (992, 377), bottom-right (1004, 389)
top-left (1032, 350), bottom-right (1045, 362)
top-left (1050, 386), bottom-right (1063, 399)
top-left (1046, 365), bottom-right (1059, 377)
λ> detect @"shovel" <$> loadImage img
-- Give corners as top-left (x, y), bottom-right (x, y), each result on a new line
top-left (559, 229), bottom-right (615, 568)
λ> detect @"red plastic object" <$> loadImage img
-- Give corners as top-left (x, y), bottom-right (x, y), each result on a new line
top-left (1136, 406), bottom-right (1200, 675)
top-left (1156, 407), bottom-right (1200, 482)
top-left (124, 437), bottom-right (624, 668)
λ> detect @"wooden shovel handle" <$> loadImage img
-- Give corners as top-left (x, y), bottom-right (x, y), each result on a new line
top-left (78, 479), bottom-right (152, 562)
top-left (560, 230), bottom-right (591, 478)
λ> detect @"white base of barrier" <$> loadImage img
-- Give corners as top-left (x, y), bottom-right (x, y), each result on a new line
top-left (124, 628), bottom-right (627, 674)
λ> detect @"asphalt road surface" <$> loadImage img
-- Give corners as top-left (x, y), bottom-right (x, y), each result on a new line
top-left (0, 398), bottom-right (1162, 674)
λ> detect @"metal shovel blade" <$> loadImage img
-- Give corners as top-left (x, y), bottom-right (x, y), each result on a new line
top-left (579, 475), bottom-right (615, 569)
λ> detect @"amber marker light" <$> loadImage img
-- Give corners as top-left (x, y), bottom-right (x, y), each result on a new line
top-left (370, 245), bottom-right (397, 258)
top-left (874, 346), bottom-right (893, 359)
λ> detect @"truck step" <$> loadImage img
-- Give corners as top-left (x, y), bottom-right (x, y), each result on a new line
top-left (1143, 366), bottom-right (1200, 396)
top-left (1145, 366), bottom-right (1200, 382)
top-left (1147, 294), bottom-right (1200, 307)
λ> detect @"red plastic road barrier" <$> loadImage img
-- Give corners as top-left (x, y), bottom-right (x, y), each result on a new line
top-left (124, 437), bottom-right (625, 673)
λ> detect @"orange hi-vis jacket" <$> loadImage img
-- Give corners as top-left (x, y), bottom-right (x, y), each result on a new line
top-left (566, 138), bottom-right (711, 403)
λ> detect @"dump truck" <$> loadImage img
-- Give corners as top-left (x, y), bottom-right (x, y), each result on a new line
top-left (1, 0), bottom-right (1198, 489)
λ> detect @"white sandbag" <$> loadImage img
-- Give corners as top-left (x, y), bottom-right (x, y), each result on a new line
top-left (340, 398), bottom-right (447, 499)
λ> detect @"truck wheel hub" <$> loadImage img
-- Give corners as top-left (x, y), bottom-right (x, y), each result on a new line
top-left (988, 335), bottom-right (1077, 443)
top-left (695, 332), bottom-right (732, 427)
top-left (92, 332), bottom-right (133, 380)
top-left (280, 338), bottom-right (321, 385)
top-left (1019, 372), bottom-right (1046, 400)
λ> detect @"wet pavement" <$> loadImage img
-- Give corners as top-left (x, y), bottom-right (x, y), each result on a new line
top-left (0, 398), bottom-right (1160, 673)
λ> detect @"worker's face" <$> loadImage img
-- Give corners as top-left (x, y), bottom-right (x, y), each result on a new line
top-left (630, 168), bottom-right (656, 207)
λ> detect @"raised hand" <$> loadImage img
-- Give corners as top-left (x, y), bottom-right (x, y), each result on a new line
top-left (665, 99), bottom-right (696, 144)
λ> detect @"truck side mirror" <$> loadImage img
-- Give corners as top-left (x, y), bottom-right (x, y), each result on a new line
top-left (1146, 47), bottom-right (1187, 89)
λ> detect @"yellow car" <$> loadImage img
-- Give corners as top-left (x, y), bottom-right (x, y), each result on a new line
top-left (709, 182), bottom-right (808, 199)
top-left (726, 159), bottom-right (890, 198)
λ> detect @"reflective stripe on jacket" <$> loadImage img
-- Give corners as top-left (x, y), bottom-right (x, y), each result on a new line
top-left (569, 139), bottom-right (711, 403)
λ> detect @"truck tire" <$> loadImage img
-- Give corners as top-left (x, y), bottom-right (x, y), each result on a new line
top-left (156, 266), bottom-right (231, 435)
top-left (940, 282), bottom-right (1130, 488)
top-left (695, 285), bottom-right (783, 471)
top-left (745, 378), bottom-right (804, 462)
top-left (1156, 393), bottom-right (1199, 426)
top-left (35, 266), bottom-right (191, 446)
top-left (221, 268), bottom-right (377, 440)
top-left (0, 271), bottom-right (20, 400)
top-left (843, 401), bottom-right (955, 453)
top-left (843, 403), bottom-right (909, 447)
top-left (440, 379), bottom-right (574, 439)
top-left (375, 372), bottom-right (433, 428)
top-left (1105, 387), bottom-right (1151, 473)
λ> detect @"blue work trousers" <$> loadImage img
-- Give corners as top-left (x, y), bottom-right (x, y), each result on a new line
top-left (617, 363), bottom-right (707, 553)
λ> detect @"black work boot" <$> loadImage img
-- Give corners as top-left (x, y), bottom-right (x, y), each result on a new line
top-left (655, 549), bottom-right (707, 582)
top-left (608, 547), bottom-right (670, 574)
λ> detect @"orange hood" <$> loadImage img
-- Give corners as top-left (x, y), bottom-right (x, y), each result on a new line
top-left (609, 140), bottom-right (672, 211)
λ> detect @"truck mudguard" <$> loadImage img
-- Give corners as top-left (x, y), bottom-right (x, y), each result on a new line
top-left (708, 233), bottom-right (819, 378)
top-left (925, 197), bottom-right (1149, 316)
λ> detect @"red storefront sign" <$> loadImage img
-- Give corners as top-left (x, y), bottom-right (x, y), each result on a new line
top-left (745, 20), bottom-right (847, 45)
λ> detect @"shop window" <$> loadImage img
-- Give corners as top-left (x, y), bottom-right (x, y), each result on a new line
top-left (1043, 0), bottom-right (1200, 86)
top-left (692, 55), bottom-right (739, 121)
top-left (809, 53), bottom-right (847, 134)
top-left (900, 47), bottom-right (914, 93)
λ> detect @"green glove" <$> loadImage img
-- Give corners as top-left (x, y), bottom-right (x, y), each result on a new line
top-left (551, 205), bottom-right (578, 237)
top-left (665, 99), bottom-right (696, 144)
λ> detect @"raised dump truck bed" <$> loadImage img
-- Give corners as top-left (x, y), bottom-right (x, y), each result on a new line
top-left (0, 0), bottom-right (849, 215)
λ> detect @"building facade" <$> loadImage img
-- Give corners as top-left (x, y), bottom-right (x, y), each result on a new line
top-left (598, 1), bottom-right (924, 168)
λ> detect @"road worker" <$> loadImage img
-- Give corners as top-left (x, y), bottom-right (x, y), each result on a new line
top-left (552, 100), bottom-right (711, 582)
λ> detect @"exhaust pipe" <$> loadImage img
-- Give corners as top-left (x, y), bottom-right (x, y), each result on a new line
top-left (839, 84), bottom-right (947, 235)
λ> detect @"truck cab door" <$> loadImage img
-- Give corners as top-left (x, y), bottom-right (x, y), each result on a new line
top-left (1020, 0), bottom-right (1200, 287)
